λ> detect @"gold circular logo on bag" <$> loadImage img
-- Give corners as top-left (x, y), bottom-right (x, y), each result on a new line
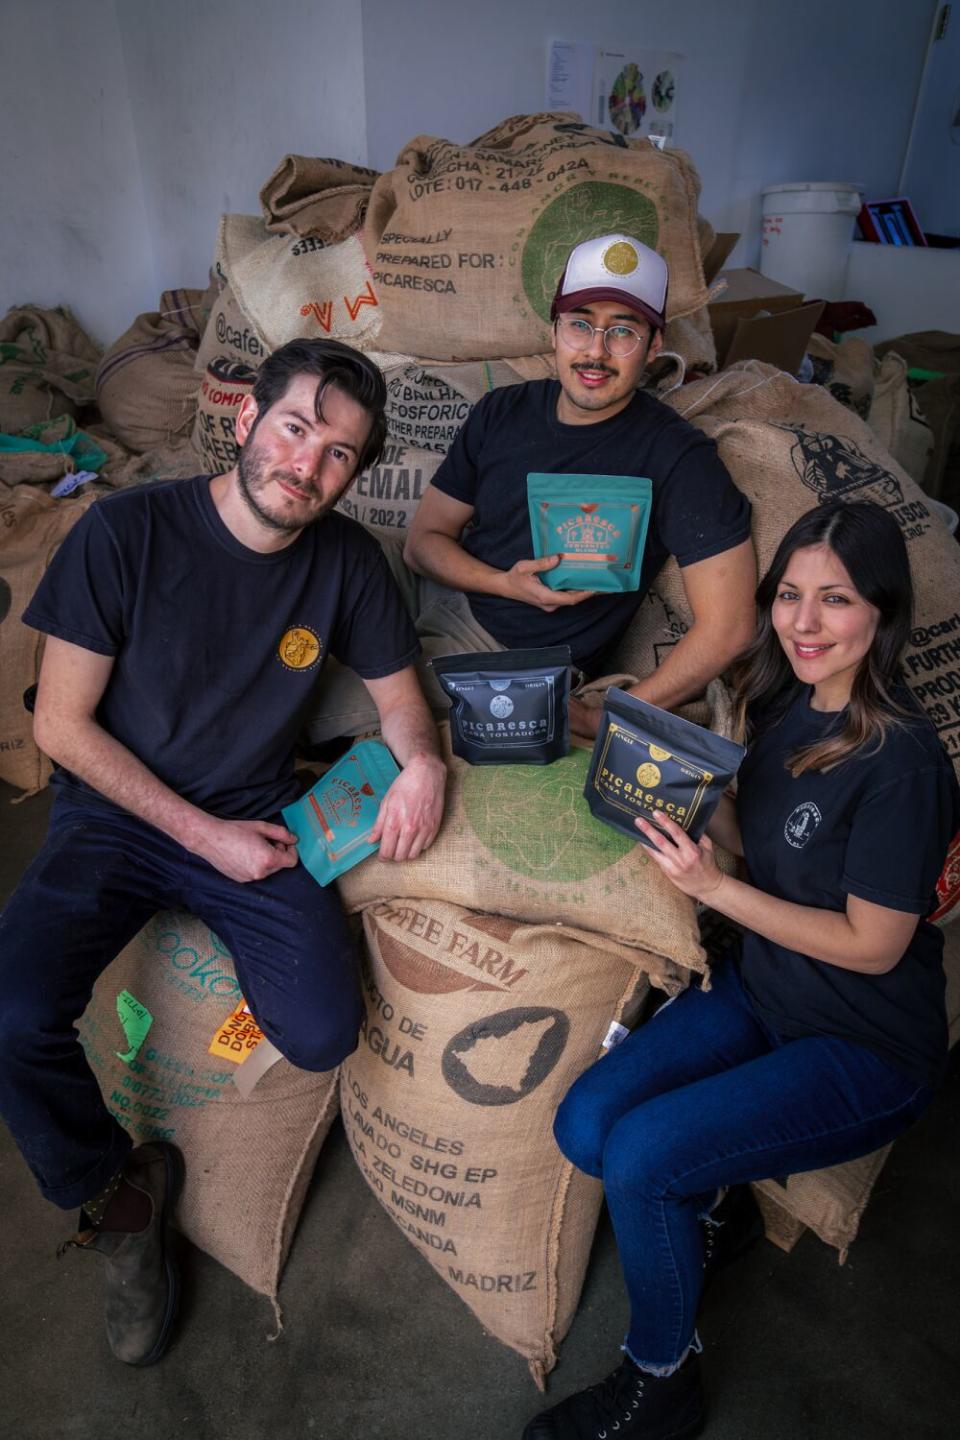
top-left (648, 745), bottom-right (672, 762)
top-left (603, 241), bottom-right (639, 276)
top-left (636, 762), bottom-right (661, 788)
top-left (278, 626), bottom-right (321, 671)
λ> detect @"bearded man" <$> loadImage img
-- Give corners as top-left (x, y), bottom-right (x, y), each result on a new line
top-left (0, 339), bottom-right (445, 1365)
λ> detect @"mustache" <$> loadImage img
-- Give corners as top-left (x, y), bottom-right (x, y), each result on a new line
top-left (572, 361), bottom-right (617, 376)
top-left (273, 470), bottom-right (311, 497)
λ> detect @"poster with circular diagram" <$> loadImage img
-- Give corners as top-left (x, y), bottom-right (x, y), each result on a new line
top-left (593, 49), bottom-right (681, 143)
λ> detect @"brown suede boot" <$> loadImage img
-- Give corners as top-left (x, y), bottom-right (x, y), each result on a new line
top-left (59, 1142), bottom-right (184, 1366)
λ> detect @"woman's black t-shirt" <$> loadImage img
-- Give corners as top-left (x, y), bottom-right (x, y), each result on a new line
top-left (736, 687), bottom-right (960, 1087)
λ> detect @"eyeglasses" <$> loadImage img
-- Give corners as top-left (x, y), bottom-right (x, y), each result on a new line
top-left (554, 314), bottom-right (647, 359)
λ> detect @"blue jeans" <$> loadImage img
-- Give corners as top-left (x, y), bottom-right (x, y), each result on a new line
top-left (0, 791), bottom-right (362, 1210)
top-left (554, 958), bottom-right (933, 1374)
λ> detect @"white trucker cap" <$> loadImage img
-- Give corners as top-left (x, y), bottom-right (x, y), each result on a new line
top-left (550, 233), bottom-right (669, 331)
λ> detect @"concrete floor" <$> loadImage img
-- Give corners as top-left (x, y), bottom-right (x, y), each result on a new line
top-left (1, 781), bottom-right (958, 1440)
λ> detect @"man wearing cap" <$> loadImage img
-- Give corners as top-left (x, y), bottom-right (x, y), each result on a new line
top-left (305, 234), bottom-right (755, 742)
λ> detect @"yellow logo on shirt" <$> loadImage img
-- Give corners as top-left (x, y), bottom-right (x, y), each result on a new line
top-left (278, 626), bottom-right (322, 671)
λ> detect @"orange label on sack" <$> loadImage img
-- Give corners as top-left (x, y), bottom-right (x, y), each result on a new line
top-left (208, 1000), bottom-right (265, 1065)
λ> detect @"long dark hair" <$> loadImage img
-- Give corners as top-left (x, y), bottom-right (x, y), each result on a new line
top-left (734, 502), bottom-right (914, 774)
top-left (249, 338), bottom-right (387, 475)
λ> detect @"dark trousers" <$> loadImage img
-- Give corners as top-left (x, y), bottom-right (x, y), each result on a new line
top-left (0, 792), bottom-right (362, 1210)
top-left (554, 958), bottom-right (933, 1373)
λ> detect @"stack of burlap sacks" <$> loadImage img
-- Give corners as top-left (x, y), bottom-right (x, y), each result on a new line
top-left (0, 295), bottom-right (217, 797)
top-left (3, 113), bottom-right (960, 1367)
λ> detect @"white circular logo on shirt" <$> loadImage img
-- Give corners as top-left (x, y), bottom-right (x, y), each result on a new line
top-left (784, 801), bottom-right (822, 849)
top-left (490, 695), bottom-right (514, 719)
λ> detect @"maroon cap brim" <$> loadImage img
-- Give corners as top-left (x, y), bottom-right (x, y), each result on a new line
top-left (551, 285), bottom-right (666, 332)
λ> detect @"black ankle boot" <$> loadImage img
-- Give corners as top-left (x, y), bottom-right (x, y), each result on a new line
top-left (522, 1350), bottom-right (704, 1439)
top-left (701, 1184), bottom-right (764, 1291)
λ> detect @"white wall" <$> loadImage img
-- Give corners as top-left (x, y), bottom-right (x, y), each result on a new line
top-left (114, 0), bottom-right (368, 306)
top-left (0, 0), bottom-right (155, 346)
top-left (361, 0), bottom-right (937, 268)
top-left (0, 0), bottom-right (944, 347)
top-left (901, 4), bottom-right (960, 236)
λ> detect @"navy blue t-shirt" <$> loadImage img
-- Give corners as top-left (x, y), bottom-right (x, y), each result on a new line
top-left (431, 380), bottom-right (752, 670)
top-left (736, 687), bottom-right (960, 1087)
top-left (24, 476), bottom-right (419, 820)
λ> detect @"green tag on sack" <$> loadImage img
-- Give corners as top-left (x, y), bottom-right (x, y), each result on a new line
top-left (115, 989), bottom-right (153, 1064)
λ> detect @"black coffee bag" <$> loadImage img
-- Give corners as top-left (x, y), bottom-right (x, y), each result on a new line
top-left (584, 688), bottom-right (745, 846)
top-left (430, 647), bottom-right (572, 765)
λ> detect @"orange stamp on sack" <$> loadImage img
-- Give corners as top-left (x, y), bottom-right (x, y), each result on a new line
top-left (208, 1000), bottom-right (265, 1065)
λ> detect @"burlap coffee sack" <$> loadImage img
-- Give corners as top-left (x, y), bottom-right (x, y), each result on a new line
top-left (654, 305), bottom-right (716, 383)
top-left (90, 431), bottom-right (207, 489)
top-left (96, 289), bottom-right (205, 453)
top-left (364, 112), bottom-right (708, 360)
top-left (338, 725), bottom-right (705, 973)
top-left (221, 213), bottom-right (382, 354)
top-left (869, 351), bottom-right (934, 488)
top-left (0, 416), bottom-right (93, 486)
top-left (194, 282), bottom-right (270, 379)
top-left (872, 333), bottom-right (960, 506)
top-left (192, 357), bottom-right (257, 475)
top-left (807, 334), bottom-right (875, 420)
top-left (342, 897), bottom-right (654, 1381)
top-left (336, 438), bottom-right (444, 536)
top-left (77, 911), bottom-right (340, 1302)
top-left (378, 357), bottom-right (529, 453)
top-left (0, 304), bottom-right (100, 433)
top-left (260, 154), bottom-right (380, 240)
top-left (610, 363), bottom-right (960, 785)
top-left (751, 1146), bottom-right (891, 1260)
top-left (0, 483), bottom-right (101, 793)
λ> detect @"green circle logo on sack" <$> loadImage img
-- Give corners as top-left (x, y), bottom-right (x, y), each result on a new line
top-left (462, 750), bottom-right (633, 883)
top-left (521, 183), bottom-right (660, 323)
top-left (441, 1007), bottom-right (570, 1105)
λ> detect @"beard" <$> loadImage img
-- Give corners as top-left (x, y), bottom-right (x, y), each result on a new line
top-left (236, 435), bottom-right (332, 534)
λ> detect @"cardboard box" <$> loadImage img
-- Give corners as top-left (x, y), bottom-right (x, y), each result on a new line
top-left (709, 267), bottom-right (824, 374)
top-left (702, 232), bottom-right (740, 286)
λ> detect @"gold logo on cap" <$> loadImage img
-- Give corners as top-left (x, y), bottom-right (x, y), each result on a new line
top-left (636, 762), bottom-right (662, 789)
top-left (603, 242), bottom-right (639, 276)
top-left (278, 626), bottom-right (321, 670)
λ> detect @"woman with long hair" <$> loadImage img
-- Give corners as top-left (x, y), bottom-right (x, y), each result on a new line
top-left (523, 501), bottom-right (959, 1440)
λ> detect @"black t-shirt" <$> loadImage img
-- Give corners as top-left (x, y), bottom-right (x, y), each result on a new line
top-left (736, 687), bottom-right (960, 1087)
top-left (431, 380), bottom-right (752, 670)
top-left (24, 476), bottom-right (419, 820)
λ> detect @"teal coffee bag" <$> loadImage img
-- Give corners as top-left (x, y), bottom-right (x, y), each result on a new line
top-left (585, 689), bottom-right (745, 846)
top-left (527, 473), bottom-right (652, 592)
top-left (283, 740), bottom-right (400, 885)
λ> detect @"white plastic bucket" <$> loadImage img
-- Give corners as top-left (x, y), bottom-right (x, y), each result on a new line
top-left (760, 182), bottom-right (862, 300)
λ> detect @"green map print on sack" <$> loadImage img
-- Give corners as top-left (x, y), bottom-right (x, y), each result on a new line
top-left (461, 749), bottom-right (633, 884)
top-left (520, 182), bottom-right (660, 324)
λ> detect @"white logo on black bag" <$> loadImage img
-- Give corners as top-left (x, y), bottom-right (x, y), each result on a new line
top-left (784, 801), bottom-right (822, 849)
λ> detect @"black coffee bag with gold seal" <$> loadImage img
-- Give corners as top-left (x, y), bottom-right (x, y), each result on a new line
top-left (430, 646), bottom-right (573, 765)
top-left (585, 688), bottom-right (745, 846)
